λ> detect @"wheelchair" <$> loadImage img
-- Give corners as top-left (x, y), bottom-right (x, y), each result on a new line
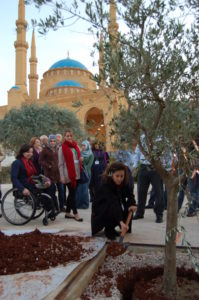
top-left (0, 175), bottom-right (58, 226)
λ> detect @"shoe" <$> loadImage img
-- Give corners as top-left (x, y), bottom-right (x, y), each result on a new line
top-left (156, 216), bottom-right (163, 223)
top-left (65, 213), bottom-right (75, 219)
top-left (145, 205), bottom-right (154, 209)
top-left (187, 212), bottom-right (196, 217)
top-left (74, 217), bottom-right (83, 222)
top-left (133, 214), bottom-right (144, 220)
top-left (60, 208), bottom-right (66, 212)
top-left (74, 213), bottom-right (83, 222)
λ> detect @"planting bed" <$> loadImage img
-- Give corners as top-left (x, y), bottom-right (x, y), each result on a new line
top-left (80, 242), bottom-right (199, 300)
top-left (1, 230), bottom-right (199, 300)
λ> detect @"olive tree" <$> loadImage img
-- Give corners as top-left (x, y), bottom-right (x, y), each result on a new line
top-left (25, 0), bottom-right (199, 297)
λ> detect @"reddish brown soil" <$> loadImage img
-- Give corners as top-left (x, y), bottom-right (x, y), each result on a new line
top-left (0, 229), bottom-right (92, 275)
top-left (106, 241), bottom-right (127, 257)
top-left (117, 266), bottom-right (199, 300)
top-left (81, 242), bottom-right (199, 300)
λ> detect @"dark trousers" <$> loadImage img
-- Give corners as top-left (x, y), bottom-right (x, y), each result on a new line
top-left (148, 187), bottom-right (156, 207)
top-left (34, 183), bottom-right (58, 212)
top-left (178, 178), bottom-right (187, 210)
top-left (137, 165), bottom-right (164, 217)
top-left (56, 182), bottom-right (65, 210)
top-left (188, 175), bottom-right (199, 214)
top-left (0, 177), bottom-right (1, 199)
top-left (149, 185), bottom-right (167, 209)
top-left (65, 183), bottom-right (77, 215)
top-left (91, 202), bottom-right (130, 235)
top-left (45, 183), bottom-right (58, 211)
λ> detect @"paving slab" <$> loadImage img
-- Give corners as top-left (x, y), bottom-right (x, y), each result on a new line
top-left (0, 184), bottom-right (199, 248)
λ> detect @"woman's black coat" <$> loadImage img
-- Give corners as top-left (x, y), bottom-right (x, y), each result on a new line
top-left (91, 180), bottom-right (136, 235)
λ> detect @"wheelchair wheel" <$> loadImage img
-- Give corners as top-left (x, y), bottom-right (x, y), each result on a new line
top-left (42, 217), bottom-right (48, 226)
top-left (39, 192), bottom-right (55, 213)
top-left (32, 197), bottom-right (45, 219)
top-left (32, 207), bottom-right (44, 219)
top-left (1, 188), bottom-right (36, 225)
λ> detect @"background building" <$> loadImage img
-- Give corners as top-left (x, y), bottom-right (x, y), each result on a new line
top-left (0, 0), bottom-right (127, 151)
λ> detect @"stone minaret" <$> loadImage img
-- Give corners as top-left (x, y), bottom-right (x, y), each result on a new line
top-left (14, 0), bottom-right (28, 93)
top-left (29, 30), bottom-right (38, 101)
top-left (98, 33), bottom-right (106, 88)
top-left (108, 0), bottom-right (119, 85)
top-left (108, 0), bottom-right (119, 47)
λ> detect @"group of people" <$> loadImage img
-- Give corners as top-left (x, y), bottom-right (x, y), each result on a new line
top-left (9, 130), bottom-right (112, 224)
top-left (115, 135), bottom-right (199, 223)
top-left (11, 130), bottom-right (83, 222)
top-left (0, 130), bottom-right (198, 241)
top-left (4, 130), bottom-right (136, 240)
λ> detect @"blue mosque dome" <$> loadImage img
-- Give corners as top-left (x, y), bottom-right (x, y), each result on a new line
top-left (50, 58), bottom-right (87, 70)
top-left (54, 80), bottom-right (83, 88)
top-left (11, 86), bottom-right (20, 90)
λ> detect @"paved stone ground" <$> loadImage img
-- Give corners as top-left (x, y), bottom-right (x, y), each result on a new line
top-left (0, 184), bottom-right (199, 247)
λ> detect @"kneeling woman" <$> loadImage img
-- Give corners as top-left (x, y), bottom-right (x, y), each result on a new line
top-left (91, 162), bottom-right (137, 240)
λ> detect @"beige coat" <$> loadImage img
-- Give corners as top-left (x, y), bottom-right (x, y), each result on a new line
top-left (58, 146), bottom-right (80, 184)
top-left (0, 144), bottom-right (5, 172)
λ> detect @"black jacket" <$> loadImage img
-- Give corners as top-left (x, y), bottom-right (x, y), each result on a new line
top-left (91, 180), bottom-right (136, 234)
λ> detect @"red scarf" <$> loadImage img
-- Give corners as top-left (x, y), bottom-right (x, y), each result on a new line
top-left (62, 140), bottom-right (82, 188)
top-left (21, 157), bottom-right (37, 183)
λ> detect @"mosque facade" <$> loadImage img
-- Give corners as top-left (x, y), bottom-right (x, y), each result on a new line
top-left (0, 0), bottom-right (127, 151)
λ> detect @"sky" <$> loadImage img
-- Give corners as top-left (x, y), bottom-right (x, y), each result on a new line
top-left (0, 0), bottom-right (98, 106)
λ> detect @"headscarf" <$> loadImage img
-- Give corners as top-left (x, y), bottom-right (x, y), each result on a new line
top-left (48, 134), bottom-right (57, 151)
top-left (81, 140), bottom-right (92, 158)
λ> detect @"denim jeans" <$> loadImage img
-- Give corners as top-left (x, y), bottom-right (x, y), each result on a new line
top-left (76, 181), bottom-right (90, 209)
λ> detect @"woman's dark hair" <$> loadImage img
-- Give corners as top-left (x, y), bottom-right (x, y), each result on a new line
top-left (102, 161), bottom-right (129, 185)
top-left (92, 141), bottom-right (99, 151)
top-left (92, 141), bottom-right (104, 151)
top-left (16, 144), bottom-right (32, 159)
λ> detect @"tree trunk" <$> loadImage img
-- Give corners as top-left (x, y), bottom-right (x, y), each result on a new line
top-left (162, 177), bottom-right (178, 298)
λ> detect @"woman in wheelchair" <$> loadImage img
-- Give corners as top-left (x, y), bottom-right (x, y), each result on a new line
top-left (11, 144), bottom-right (58, 216)
top-left (11, 144), bottom-right (38, 195)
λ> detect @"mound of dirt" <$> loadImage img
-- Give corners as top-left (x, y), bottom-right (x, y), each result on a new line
top-left (0, 229), bottom-right (92, 275)
top-left (106, 241), bottom-right (127, 257)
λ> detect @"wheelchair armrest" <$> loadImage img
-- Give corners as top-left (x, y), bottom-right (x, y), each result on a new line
top-left (31, 175), bottom-right (44, 181)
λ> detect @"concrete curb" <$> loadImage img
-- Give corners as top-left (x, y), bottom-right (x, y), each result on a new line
top-left (44, 244), bottom-right (107, 300)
